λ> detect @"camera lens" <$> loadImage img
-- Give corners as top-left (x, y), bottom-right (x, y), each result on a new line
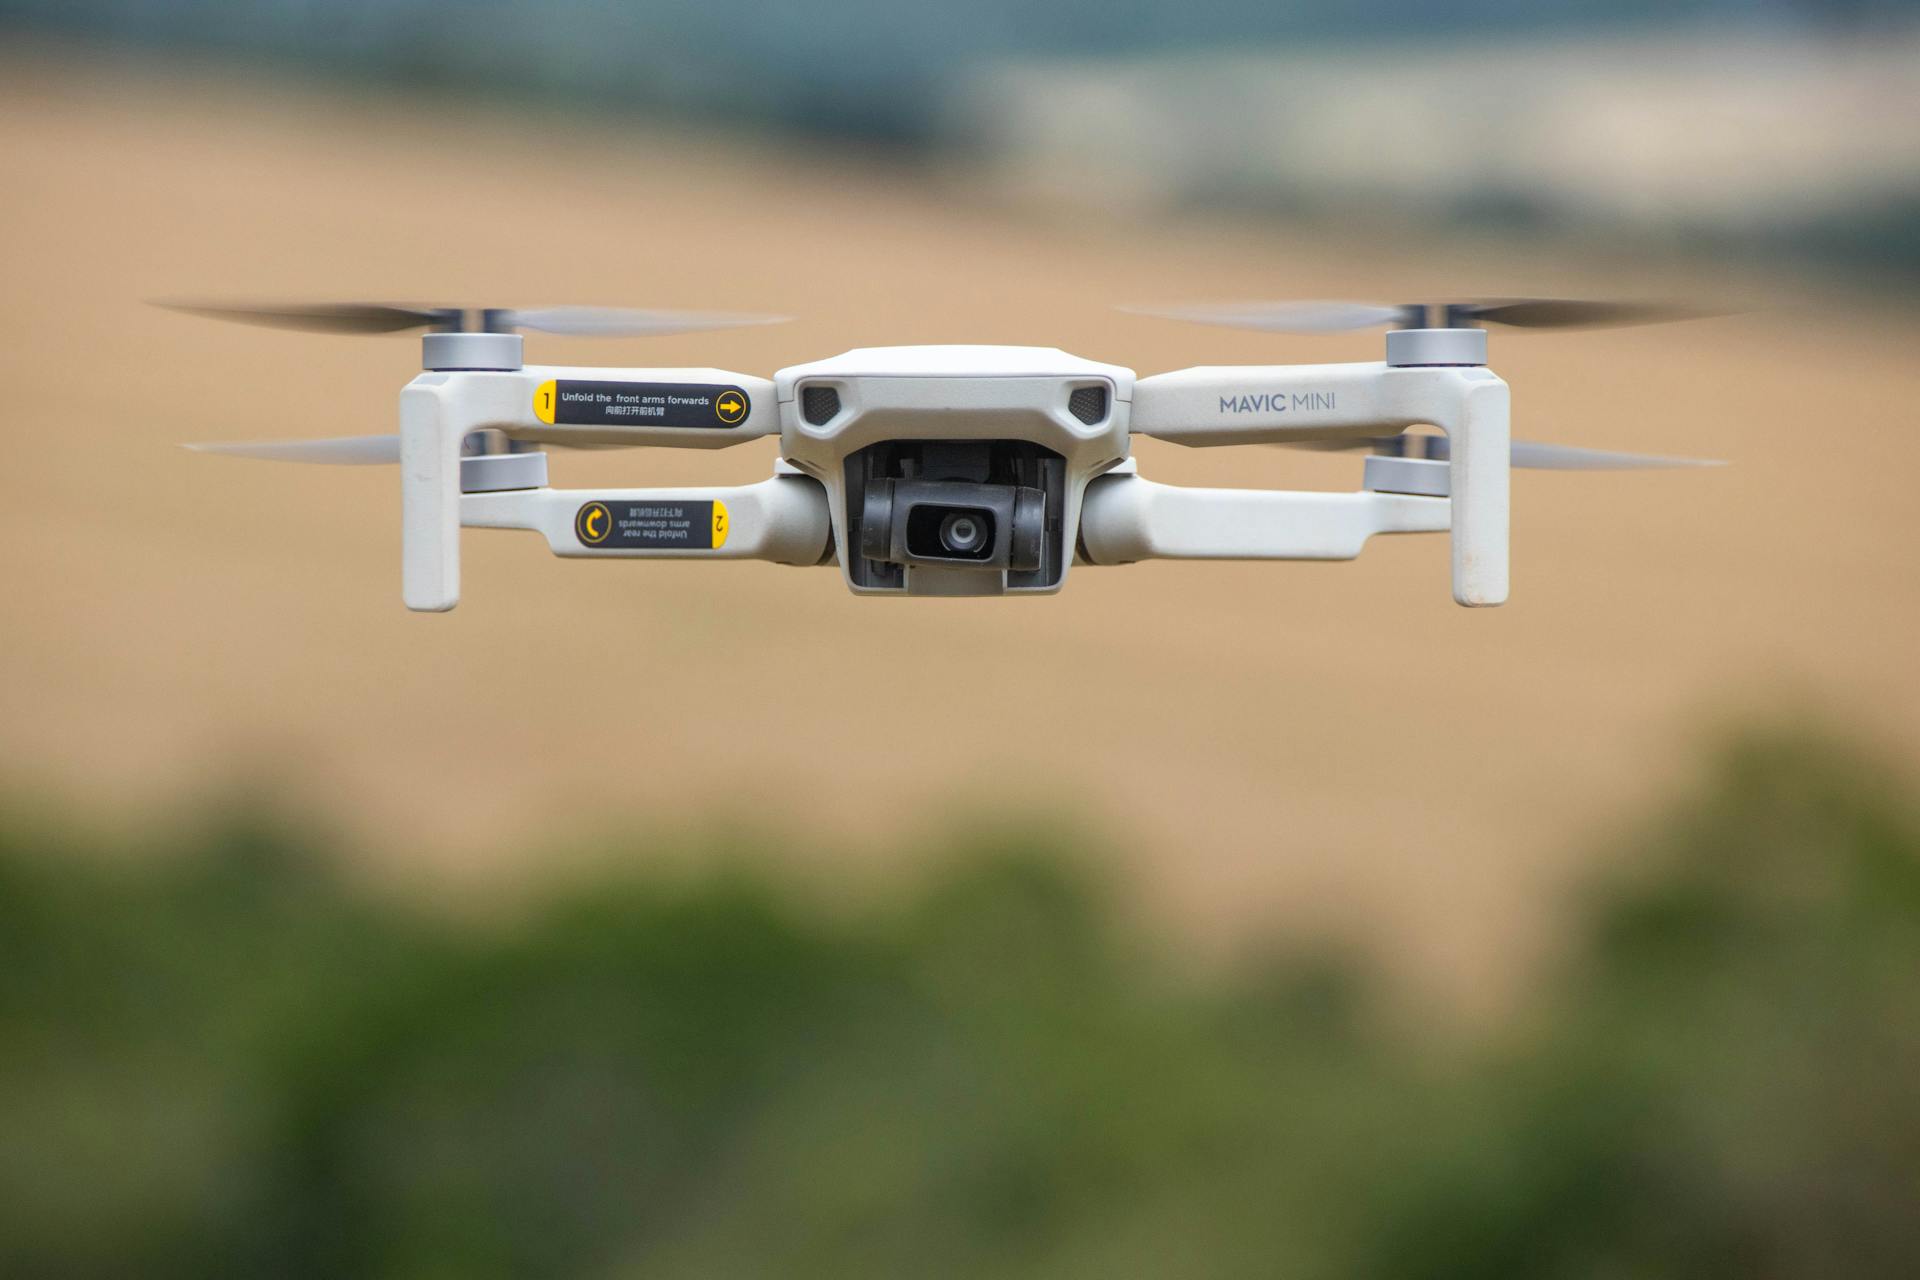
top-left (938, 511), bottom-right (987, 554)
top-left (902, 498), bottom-right (1000, 563)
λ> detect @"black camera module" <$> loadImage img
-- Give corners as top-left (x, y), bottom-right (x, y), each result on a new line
top-left (861, 480), bottom-right (1040, 571)
top-left (847, 440), bottom-right (1067, 589)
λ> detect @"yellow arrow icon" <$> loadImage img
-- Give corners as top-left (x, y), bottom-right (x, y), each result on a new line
top-left (576, 501), bottom-right (612, 546)
top-left (715, 392), bottom-right (747, 424)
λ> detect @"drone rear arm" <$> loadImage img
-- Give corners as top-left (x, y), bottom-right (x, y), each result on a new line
top-left (1079, 472), bottom-right (1447, 564)
top-left (401, 367), bottom-right (775, 610)
top-left (1129, 362), bottom-right (1510, 605)
top-left (461, 475), bottom-right (831, 564)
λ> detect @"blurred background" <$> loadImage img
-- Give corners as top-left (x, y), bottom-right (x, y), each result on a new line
top-left (1, 0), bottom-right (1918, 1274)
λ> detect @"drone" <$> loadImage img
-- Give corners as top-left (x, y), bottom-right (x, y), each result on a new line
top-left (170, 298), bottom-right (1720, 611)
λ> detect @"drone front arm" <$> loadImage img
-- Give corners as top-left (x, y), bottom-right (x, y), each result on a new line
top-left (1130, 362), bottom-right (1411, 446)
top-left (461, 475), bottom-right (831, 564)
top-left (1078, 473), bottom-right (1447, 563)
top-left (1130, 362), bottom-right (1510, 605)
top-left (401, 366), bottom-right (774, 610)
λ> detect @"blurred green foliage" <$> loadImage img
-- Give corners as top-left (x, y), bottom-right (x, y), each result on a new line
top-left (2, 727), bottom-right (1917, 1278)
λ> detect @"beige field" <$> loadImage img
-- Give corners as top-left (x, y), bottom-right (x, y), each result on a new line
top-left (2, 51), bottom-right (1916, 1005)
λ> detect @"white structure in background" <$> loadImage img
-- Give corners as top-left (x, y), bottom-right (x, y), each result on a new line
top-left (947, 30), bottom-right (1920, 237)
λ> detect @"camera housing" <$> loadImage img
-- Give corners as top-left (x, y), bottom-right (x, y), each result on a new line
top-left (773, 346), bottom-right (1133, 596)
top-left (860, 476), bottom-right (1046, 570)
top-left (851, 445), bottom-right (1054, 586)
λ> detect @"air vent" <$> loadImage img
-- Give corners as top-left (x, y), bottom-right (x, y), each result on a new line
top-left (801, 385), bottom-right (841, 425)
top-left (1068, 385), bottom-right (1108, 425)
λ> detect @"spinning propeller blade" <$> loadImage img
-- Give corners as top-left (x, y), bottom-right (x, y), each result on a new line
top-left (1125, 297), bottom-right (1708, 333)
top-left (1457, 299), bottom-right (1703, 329)
top-left (185, 435), bottom-right (403, 464)
top-left (1504, 440), bottom-right (1723, 470)
top-left (155, 302), bottom-right (457, 334)
top-left (1284, 436), bottom-right (1724, 470)
top-left (1121, 301), bottom-right (1412, 333)
top-left (183, 432), bottom-right (616, 465)
top-left (156, 300), bottom-right (787, 337)
top-left (498, 306), bottom-right (788, 336)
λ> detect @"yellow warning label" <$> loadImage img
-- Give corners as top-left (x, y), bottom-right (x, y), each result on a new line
top-left (715, 391), bottom-right (747, 425)
top-left (534, 380), bottom-right (558, 425)
top-left (712, 500), bottom-right (729, 549)
top-left (575, 501), bottom-right (611, 546)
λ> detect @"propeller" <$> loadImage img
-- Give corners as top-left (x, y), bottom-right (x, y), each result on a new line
top-left (496, 306), bottom-right (784, 336)
top-left (1449, 299), bottom-right (1702, 329)
top-left (1123, 301), bottom-right (1414, 333)
top-left (1284, 434), bottom-right (1724, 470)
top-left (156, 302), bottom-right (456, 334)
top-left (1123, 297), bottom-right (1707, 334)
top-left (185, 435), bottom-right (403, 465)
top-left (154, 300), bottom-right (787, 337)
top-left (182, 431), bottom-right (618, 465)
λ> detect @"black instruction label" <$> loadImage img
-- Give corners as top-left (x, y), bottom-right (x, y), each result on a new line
top-left (535, 380), bottom-right (749, 429)
top-left (574, 500), bottom-right (728, 550)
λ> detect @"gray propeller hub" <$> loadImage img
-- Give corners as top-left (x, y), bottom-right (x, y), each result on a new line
top-left (422, 332), bottom-right (524, 372)
top-left (1363, 454), bottom-right (1450, 497)
top-left (1385, 328), bottom-right (1488, 368)
top-left (459, 450), bottom-right (547, 493)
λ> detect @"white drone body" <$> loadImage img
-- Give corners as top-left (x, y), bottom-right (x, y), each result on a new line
top-left (179, 300), bottom-right (1716, 611)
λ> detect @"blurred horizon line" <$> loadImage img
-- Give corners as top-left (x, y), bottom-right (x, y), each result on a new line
top-left (4, 6), bottom-right (1917, 279)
